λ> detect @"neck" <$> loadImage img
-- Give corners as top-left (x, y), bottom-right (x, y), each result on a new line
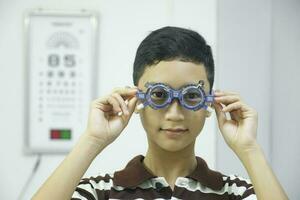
top-left (143, 141), bottom-right (197, 184)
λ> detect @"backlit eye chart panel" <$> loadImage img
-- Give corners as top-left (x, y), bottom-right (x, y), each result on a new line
top-left (24, 9), bottom-right (98, 153)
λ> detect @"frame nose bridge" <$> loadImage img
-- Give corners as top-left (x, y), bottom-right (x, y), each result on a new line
top-left (165, 92), bottom-right (184, 120)
top-left (169, 90), bottom-right (181, 104)
top-left (172, 90), bottom-right (180, 98)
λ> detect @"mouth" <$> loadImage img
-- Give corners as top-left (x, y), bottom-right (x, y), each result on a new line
top-left (160, 128), bottom-right (189, 138)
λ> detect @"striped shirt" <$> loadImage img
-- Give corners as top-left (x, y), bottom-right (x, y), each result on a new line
top-left (71, 155), bottom-right (257, 200)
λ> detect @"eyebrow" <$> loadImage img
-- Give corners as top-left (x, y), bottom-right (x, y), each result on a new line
top-left (146, 80), bottom-right (205, 89)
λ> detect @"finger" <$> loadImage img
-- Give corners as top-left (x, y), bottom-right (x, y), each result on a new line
top-left (212, 101), bottom-right (227, 127)
top-left (112, 93), bottom-right (129, 115)
top-left (222, 101), bottom-right (249, 113)
top-left (107, 96), bottom-right (122, 114)
top-left (125, 85), bottom-right (138, 89)
top-left (91, 97), bottom-right (113, 112)
top-left (105, 110), bottom-right (116, 117)
top-left (214, 95), bottom-right (241, 105)
top-left (127, 96), bottom-right (138, 116)
top-left (116, 96), bottom-right (138, 123)
top-left (229, 110), bottom-right (241, 122)
top-left (97, 104), bottom-right (112, 112)
top-left (112, 87), bottom-right (139, 97)
top-left (222, 101), bottom-right (242, 112)
top-left (214, 90), bottom-right (239, 97)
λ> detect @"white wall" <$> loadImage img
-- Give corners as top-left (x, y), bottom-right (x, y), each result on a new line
top-left (271, 0), bottom-right (300, 199)
top-left (0, 0), bottom-right (217, 199)
top-left (217, 0), bottom-right (300, 199)
top-left (216, 0), bottom-right (272, 177)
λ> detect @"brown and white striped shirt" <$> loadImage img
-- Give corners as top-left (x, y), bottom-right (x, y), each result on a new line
top-left (71, 155), bottom-right (257, 200)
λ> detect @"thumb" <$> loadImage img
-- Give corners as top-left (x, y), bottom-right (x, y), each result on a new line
top-left (213, 101), bottom-right (226, 128)
top-left (127, 96), bottom-right (138, 116)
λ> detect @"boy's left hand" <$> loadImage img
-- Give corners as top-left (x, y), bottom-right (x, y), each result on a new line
top-left (212, 90), bottom-right (259, 155)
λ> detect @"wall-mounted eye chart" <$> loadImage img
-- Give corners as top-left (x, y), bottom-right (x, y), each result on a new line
top-left (24, 9), bottom-right (99, 153)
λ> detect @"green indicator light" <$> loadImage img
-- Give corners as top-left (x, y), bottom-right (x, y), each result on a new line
top-left (60, 130), bottom-right (71, 139)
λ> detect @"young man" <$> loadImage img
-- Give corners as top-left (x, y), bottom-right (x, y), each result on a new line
top-left (33, 27), bottom-right (288, 200)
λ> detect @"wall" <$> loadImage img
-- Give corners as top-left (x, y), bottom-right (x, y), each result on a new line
top-left (216, 0), bottom-right (272, 177)
top-left (217, 0), bottom-right (300, 199)
top-left (271, 0), bottom-right (300, 199)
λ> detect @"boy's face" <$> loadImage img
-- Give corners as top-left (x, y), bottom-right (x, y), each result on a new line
top-left (137, 60), bottom-right (211, 152)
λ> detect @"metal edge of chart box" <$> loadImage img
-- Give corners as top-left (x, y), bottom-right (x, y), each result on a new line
top-left (23, 9), bottom-right (99, 154)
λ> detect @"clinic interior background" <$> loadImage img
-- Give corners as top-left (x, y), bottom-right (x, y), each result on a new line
top-left (0, 0), bottom-right (299, 199)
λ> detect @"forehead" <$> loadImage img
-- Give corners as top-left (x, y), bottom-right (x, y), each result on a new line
top-left (138, 60), bottom-right (209, 91)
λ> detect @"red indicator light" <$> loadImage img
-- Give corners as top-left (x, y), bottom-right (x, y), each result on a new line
top-left (50, 130), bottom-right (60, 139)
top-left (50, 129), bottom-right (72, 140)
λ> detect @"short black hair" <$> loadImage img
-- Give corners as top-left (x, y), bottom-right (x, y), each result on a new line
top-left (133, 26), bottom-right (215, 93)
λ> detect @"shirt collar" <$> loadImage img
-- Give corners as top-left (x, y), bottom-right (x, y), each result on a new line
top-left (113, 155), bottom-right (223, 190)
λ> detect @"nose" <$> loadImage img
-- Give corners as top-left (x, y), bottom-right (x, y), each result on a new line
top-left (164, 99), bottom-right (185, 121)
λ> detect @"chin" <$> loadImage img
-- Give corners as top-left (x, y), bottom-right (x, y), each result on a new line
top-left (157, 140), bottom-right (192, 152)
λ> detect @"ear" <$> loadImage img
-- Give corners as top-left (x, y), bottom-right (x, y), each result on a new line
top-left (134, 105), bottom-right (140, 114)
top-left (205, 104), bottom-right (213, 118)
top-left (206, 110), bottom-right (212, 118)
top-left (134, 102), bottom-right (142, 114)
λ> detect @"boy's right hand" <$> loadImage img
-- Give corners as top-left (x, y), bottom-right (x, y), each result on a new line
top-left (83, 86), bottom-right (139, 147)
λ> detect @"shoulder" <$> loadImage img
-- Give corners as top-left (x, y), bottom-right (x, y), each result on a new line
top-left (221, 174), bottom-right (257, 199)
top-left (222, 174), bottom-right (252, 186)
top-left (194, 156), bottom-right (256, 199)
top-left (71, 172), bottom-right (115, 200)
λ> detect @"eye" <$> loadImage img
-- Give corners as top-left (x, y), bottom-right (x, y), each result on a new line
top-left (188, 93), bottom-right (197, 98)
top-left (151, 91), bottom-right (167, 99)
top-left (187, 92), bottom-right (201, 99)
top-left (183, 91), bottom-right (203, 104)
